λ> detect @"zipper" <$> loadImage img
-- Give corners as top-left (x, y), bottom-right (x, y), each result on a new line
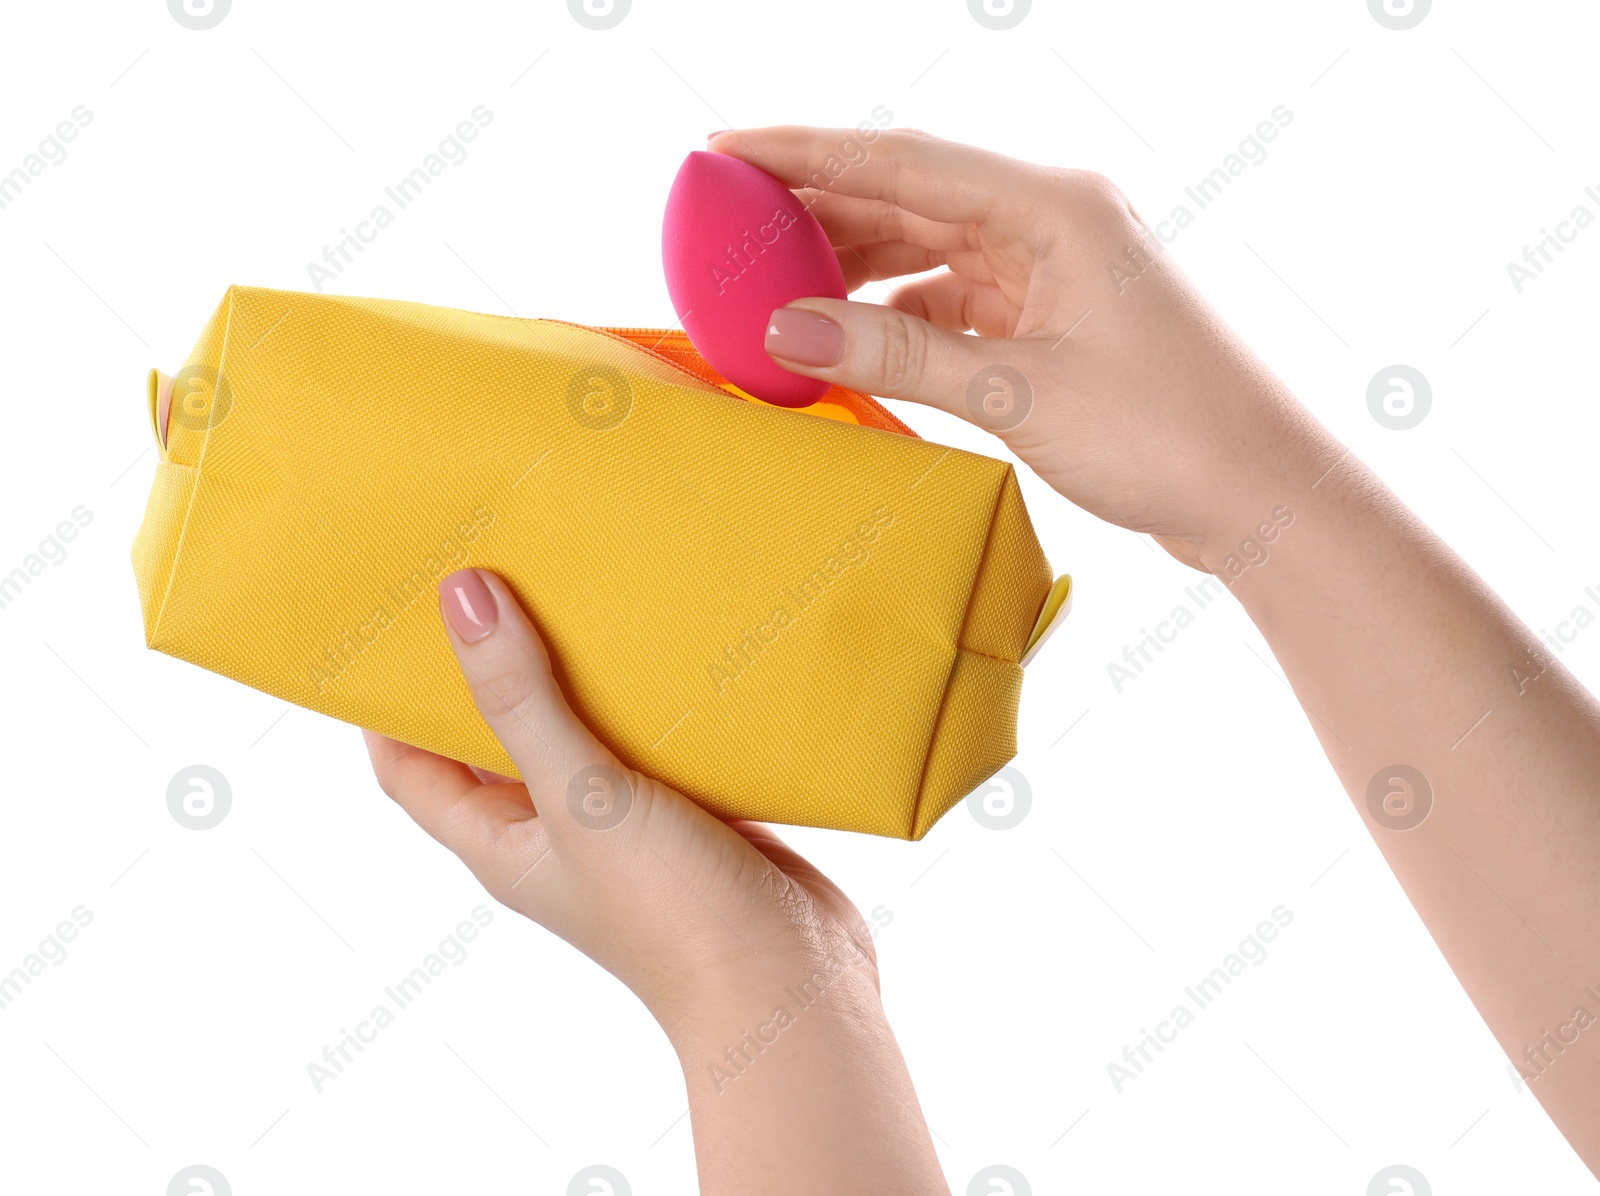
top-left (547, 320), bottom-right (918, 439)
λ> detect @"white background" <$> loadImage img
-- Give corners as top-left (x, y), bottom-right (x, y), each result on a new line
top-left (2, 1), bottom-right (1597, 1193)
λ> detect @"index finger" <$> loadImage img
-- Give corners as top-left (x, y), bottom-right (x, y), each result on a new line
top-left (709, 126), bottom-right (1034, 227)
top-left (363, 729), bottom-right (539, 883)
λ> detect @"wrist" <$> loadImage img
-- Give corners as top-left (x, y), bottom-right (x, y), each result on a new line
top-left (664, 958), bottom-right (947, 1195)
top-left (1189, 412), bottom-right (1345, 580)
top-left (660, 946), bottom-right (886, 1085)
top-left (1194, 495), bottom-right (1310, 590)
top-left (1197, 439), bottom-right (1404, 623)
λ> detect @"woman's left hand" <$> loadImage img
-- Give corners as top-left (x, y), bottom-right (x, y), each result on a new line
top-left (364, 567), bottom-right (948, 1195)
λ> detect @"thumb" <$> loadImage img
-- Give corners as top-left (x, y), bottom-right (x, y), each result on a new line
top-left (764, 297), bottom-right (1029, 434)
top-left (438, 568), bottom-right (640, 842)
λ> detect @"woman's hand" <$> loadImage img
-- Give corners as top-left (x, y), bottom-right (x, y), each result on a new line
top-left (365, 567), bottom-right (949, 1195)
top-left (725, 125), bottom-right (1334, 571)
top-left (729, 126), bottom-right (1600, 1176)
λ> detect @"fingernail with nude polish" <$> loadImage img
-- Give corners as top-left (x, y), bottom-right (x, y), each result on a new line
top-left (440, 569), bottom-right (498, 643)
top-left (765, 306), bottom-right (843, 367)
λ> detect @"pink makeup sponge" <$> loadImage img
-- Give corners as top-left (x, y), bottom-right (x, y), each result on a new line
top-left (662, 151), bottom-right (846, 408)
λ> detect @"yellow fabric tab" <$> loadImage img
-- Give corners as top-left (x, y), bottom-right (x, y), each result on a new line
top-left (1022, 573), bottom-right (1074, 667)
top-left (131, 286), bottom-right (1060, 838)
top-left (145, 368), bottom-right (161, 453)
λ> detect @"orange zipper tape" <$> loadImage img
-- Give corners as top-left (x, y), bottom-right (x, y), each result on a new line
top-left (572, 323), bottom-right (919, 439)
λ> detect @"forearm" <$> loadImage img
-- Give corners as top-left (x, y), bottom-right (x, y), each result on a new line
top-left (669, 961), bottom-right (948, 1195)
top-left (1207, 433), bottom-right (1600, 1169)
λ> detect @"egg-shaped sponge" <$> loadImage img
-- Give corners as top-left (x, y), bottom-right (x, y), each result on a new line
top-left (662, 151), bottom-right (846, 408)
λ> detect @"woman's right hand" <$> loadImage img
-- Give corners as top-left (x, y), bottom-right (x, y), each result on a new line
top-left (715, 126), bottom-right (1335, 572)
top-left (719, 129), bottom-right (1600, 1179)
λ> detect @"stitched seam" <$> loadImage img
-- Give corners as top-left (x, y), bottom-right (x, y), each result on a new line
top-left (906, 465), bottom-right (1013, 838)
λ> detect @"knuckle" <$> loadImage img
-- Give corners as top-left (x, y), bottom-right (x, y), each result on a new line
top-left (878, 129), bottom-right (937, 205)
top-left (1071, 167), bottom-right (1121, 197)
top-left (884, 278), bottom-right (923, 315)
top-left (472, 664), bottom-right (542, 724)
top-left (873, 204), bottom-right (903, 243)
top-left (1058, 168), bottom-right (1135, 224)
top-left (370, 744), bottom-right (407, 801)
top-left (1029, 167), bottom-right (1142, 254)
top-left (876, 316), bottom-right (929, 394)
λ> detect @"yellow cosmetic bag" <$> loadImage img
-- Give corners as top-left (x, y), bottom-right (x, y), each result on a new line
top-left (133, 286), bottom-right (1071, 839)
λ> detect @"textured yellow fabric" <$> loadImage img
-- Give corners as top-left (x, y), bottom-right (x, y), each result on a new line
top-left (132, 285), bottom-right (1060, 839)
